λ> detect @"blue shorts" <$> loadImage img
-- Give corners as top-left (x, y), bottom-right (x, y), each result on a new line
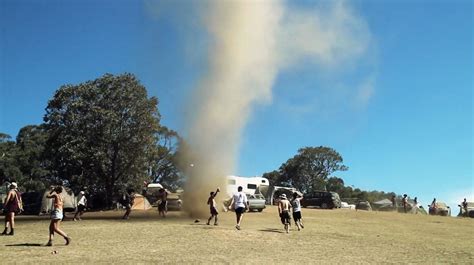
top-left (235, 207), bottom-right (245, 214)
top-left (51, 209), bottom-right (63, 220)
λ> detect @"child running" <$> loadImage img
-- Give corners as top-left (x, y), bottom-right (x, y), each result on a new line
top-left (206, 187), bottom-right (220, 225)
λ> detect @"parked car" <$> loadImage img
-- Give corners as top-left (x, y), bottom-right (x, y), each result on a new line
top-left (301, 191), bottom-right (341, 209)
top-left (166, 193), bottom-right (182, 211)
top-left (428, 202), bottom-right (450, 216)
top-left (458, 202), bottom-right (474, 218)
top-left (247, 193), bottom-right (266, 212)
top-left (356, 200), bottom-right (372, 211)
top-left (341, 201), bottom-right (356, 210)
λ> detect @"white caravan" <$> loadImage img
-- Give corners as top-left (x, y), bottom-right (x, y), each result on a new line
top-left (226, 175), bottom-right (270, 197)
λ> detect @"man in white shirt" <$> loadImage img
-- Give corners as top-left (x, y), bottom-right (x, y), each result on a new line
top-left (228, 186), bottom-right (248, 230)
top-left (73, 191), bottom-right (87, 221)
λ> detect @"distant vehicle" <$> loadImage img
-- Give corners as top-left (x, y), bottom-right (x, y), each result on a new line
top-left (166, 193), bottom-right (182, 211)
top-left (356, 201), bottom-right (372, 211)
top-left (270, 186), bottom-right (299, 205)
top-left (247, 193), bottom-right (266, 212)
top-left (301, 191), bottom-right (341, 209)
top-left (458, 202), bottom-right (474, 218)
top-left (341, 201), bottom-right (356, 210)
top-left (428, 202), bottom-right (451, 216)
top-left (144, 183), bottom-right (164, 205)
top-left (226, 175), bottom-right (270, 198)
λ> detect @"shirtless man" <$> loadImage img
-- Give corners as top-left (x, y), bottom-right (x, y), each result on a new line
top-left (206, 187), bottom-right (220, 225)
top-left (46, 186), bottom-right (71, 246)
top-left (278, 194), bottom-right (292, 233)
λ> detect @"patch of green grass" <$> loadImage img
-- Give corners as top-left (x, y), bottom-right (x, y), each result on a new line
top-left (0, 207), bottom-right (472, 263)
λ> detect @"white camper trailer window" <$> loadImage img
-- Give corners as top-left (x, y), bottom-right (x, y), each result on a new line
top-left (247, 184), bottom-right (257, 190)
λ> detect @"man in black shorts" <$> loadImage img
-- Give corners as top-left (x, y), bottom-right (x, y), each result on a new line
top-left (206, 187), bottom-right (220, 225)
top-left (278, 194), bottom-right (292, 233)
top-left (228, 186), bottom-right (248, 230)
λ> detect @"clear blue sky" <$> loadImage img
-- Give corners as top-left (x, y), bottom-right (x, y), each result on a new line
top-left (1, 0), bottom-right (472, 213)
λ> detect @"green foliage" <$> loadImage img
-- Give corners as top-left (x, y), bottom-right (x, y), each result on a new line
top-left (0, 127), bottom-right (51, 191)
top-left (15, 125), bottom-right (51, 190)
top-left (264, 146), bottom-right (397, 203)
top-left (147, 127), bottom-right (184, 191)
top-left (43, 73), bottom-right (162, 205)
top-left (278, 146), bottom-right (348, 193)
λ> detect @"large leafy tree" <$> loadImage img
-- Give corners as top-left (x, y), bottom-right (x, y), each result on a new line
top-left (44, 73), bottom-right (161, 205)
top-left (15, 125), bottom-right (50, 191)
top-left (278, 146), bottom-right (348, 194)
top-left (0, 133), bottom-right (22, 185)
top-left (147, 127), bottom-right (184, 191)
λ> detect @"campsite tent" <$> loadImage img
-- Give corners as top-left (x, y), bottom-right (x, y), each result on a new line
top-left (131, 194), bottom-right (152, 210)
top-left (40, 187), bottom-right (77, 214)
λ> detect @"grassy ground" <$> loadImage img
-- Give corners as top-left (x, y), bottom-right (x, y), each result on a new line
top-left (0, 206), bottom-right (472, 264)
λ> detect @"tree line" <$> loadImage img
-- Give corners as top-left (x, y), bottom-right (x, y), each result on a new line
top-left (0, 73), bottom-right (396, 208)
top-left (262, 146), bottom-right (396, 203)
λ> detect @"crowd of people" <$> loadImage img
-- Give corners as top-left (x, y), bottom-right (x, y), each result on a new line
top-left (1, 182), bottom-right (471, 246)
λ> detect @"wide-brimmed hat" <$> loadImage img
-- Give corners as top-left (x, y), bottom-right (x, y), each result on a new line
top-left (280, 194), bottom-right (287, 199)
top-left (10, 182), bottom-right (18, 189)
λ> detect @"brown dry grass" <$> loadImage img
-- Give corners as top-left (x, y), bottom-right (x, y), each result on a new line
top-left (0, 206), bottom-right (473, 264)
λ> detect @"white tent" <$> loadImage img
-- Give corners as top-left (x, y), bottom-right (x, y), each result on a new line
top-left (131, 194), bottom-right (152, 210)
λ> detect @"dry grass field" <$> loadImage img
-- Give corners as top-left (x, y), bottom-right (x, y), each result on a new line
top-left (0, 206), bottom-right (473, 264)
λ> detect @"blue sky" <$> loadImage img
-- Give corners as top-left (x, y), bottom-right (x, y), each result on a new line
top-left (0, 0), bottom-right (472, 213)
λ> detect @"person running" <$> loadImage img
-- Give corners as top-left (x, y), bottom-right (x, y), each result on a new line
top-left (291, 192), bottom-right (304, 231)
top-left (402, 194), bottom-right (408, 213)
top-left (278, 194), bottom-right (292, 233)
top-left (228, 186), bottom-right (248, 230)
top-left (73, 190), bottom-right (87, 221)
top-left (206, 187), bottom-right (220, 225)
top-left (157, 188), bottom-right (168, 218)
top-left (46, 186), bottom-right (71, 246)
top-left (122, 189), bottom-right (135, 220)
top-left (2, 182), bottom-right (23, 236)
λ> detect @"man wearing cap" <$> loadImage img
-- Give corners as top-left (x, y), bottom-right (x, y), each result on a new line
top-left (2, 182), bottom-right (23, 236)
top-left (278, 193), bottom-right (292, 233)
top-left (73, 190), bottom-right (87, 221)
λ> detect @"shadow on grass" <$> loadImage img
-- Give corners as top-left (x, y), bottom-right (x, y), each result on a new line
top-left (16, 211), bottom-right (192, 223)
top-left (259, 228), bottom-right (285, 234)
top-left (5, 243), bottom-right (43, 247)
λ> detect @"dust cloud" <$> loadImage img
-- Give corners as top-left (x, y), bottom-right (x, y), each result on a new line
top-left (172, 0), bottom-right (372, 217)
